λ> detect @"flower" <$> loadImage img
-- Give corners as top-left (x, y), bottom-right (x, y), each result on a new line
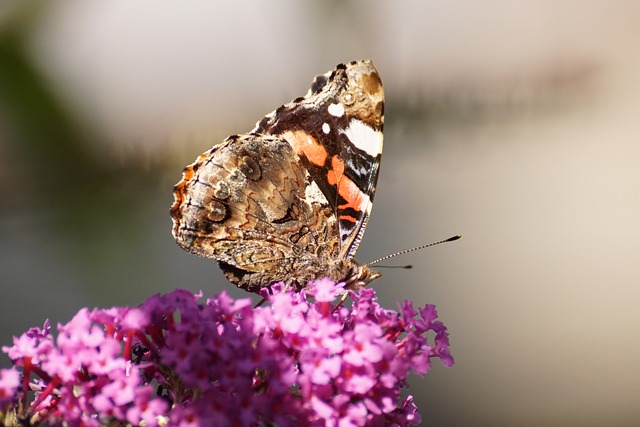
top-left (311, 277), bottom-right (345, 302)
top-left (1, 279), bottom-right (453, 426)
top-left (0, 368), bottom-right (20, 408)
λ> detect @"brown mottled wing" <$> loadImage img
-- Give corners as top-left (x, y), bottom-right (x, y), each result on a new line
top-left (170, 134), bottom-right (341, 292)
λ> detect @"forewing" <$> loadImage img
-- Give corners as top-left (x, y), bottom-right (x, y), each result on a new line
top-left (253, 60), bottom-right (384, 260)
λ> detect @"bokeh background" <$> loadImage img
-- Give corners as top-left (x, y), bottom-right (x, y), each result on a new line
top-left (2, 1), bottom-right (640, 425)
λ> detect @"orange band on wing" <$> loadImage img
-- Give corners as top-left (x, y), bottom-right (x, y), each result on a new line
top-left (327, 155), bottom-right (366, 214)
top-left (284, 132), bottom-right (366, 216)
top-left (339, 214), bottom-right (357, 223)
top-left (283, 130), bottom-right (328, 166)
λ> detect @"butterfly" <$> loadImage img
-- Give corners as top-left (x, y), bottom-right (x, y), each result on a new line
top-left (170, 60), bottom-right (384, 293)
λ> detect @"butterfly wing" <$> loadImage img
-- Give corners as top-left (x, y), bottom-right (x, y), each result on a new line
top-left (254, 60), bottom-right (384, 260)
top-left (171, 133), bottom-right (341, 292)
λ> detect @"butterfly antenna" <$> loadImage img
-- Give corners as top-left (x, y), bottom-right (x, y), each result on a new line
top-left (366, 235), bottom-right (461, 267)
top-left (376, 265), bottom-right (413, 269)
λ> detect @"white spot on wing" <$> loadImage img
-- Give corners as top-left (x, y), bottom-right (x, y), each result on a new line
top-left (322, 123), bottom-right (330, 134)
top-left (328, 103), bottom-right (345, 117)
top-left (343, 119), bottom-right (383, 157)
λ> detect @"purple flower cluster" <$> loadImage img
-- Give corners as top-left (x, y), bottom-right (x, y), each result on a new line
top-left (2, 310), bottom-right (167, 426)
top-left (1, 279), bottom-right (453, 426)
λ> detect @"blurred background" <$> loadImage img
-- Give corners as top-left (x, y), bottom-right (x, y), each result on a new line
top-left (1, 1), bottom-right (639, 425)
